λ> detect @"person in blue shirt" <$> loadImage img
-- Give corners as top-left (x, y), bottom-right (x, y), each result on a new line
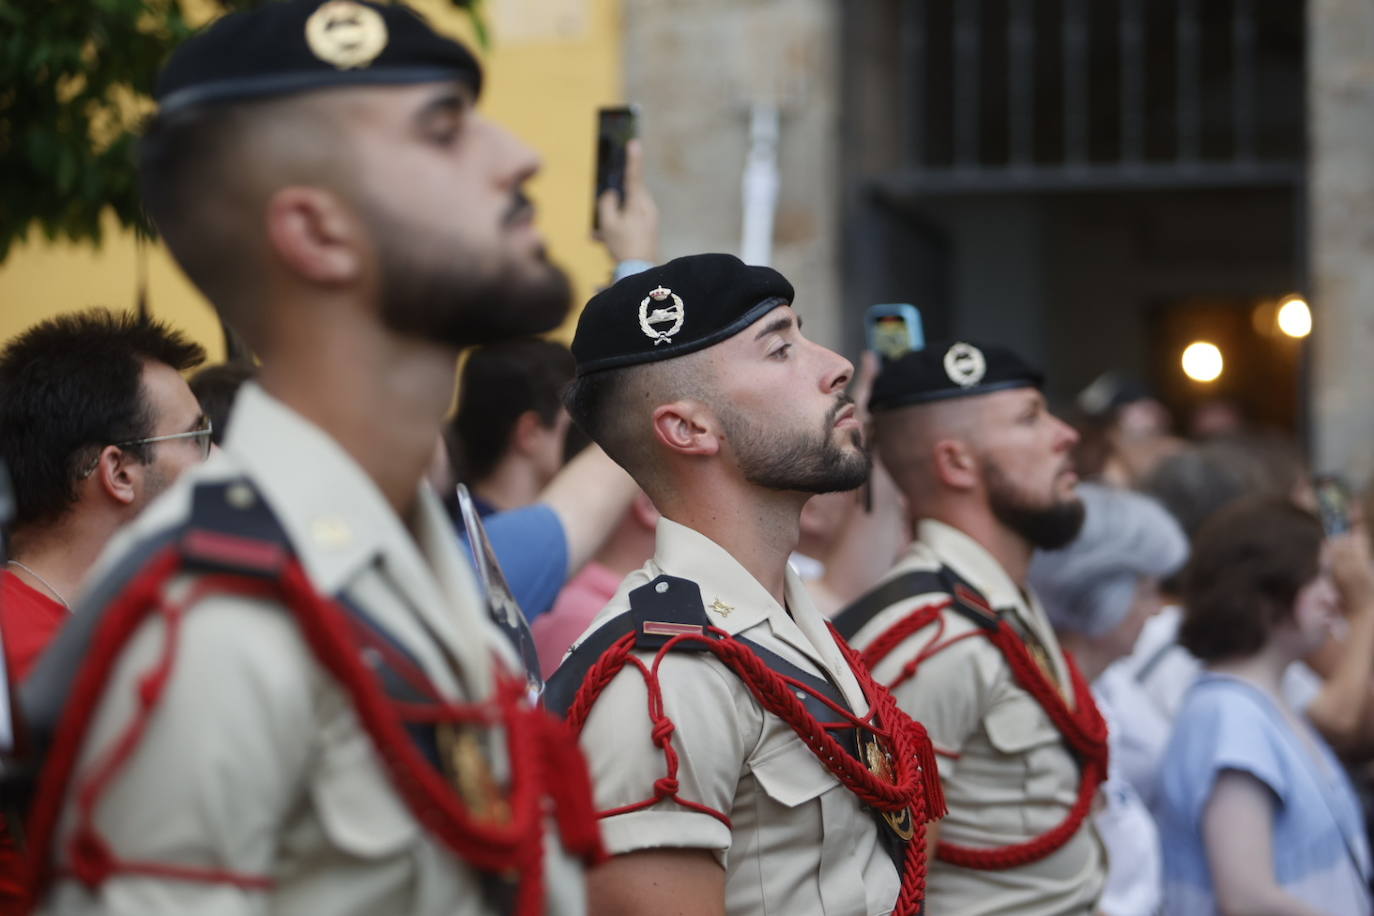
top-left (1156, 497), bottom-right (1374, 916)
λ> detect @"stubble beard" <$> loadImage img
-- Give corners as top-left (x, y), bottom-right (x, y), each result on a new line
top-left (723, 398), bottom-right (872, 495)
top-left (370, 205), bottom-right (573, 348)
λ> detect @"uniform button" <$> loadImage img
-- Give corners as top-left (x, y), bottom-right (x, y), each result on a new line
top-left (655, 581), bottom-right (669, 594)
top-left (225, 483), bottom-right (255, 509)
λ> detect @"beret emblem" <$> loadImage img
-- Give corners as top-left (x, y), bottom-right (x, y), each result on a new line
top-left (943, 342), bottom-right (987, 387)
top-left (639, 286), bottom-right (685, 345)
top-left (306, 0), bottom-right (389, 70)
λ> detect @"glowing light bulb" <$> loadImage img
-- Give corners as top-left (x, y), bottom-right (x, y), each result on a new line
top-left (1182, 341), bottom-right (1223, 383)
top-left (1277, 297), bottom-right (1311, 338)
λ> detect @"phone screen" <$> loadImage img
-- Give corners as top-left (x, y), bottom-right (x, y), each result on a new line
top-left (865, 304), bottom-right (924, 361)
top-left (593, 106), bottom-right (638, 229)
top-left (1314, 475), bottom-right (1352, 537)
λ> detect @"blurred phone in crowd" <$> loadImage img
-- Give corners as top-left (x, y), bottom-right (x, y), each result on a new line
top-left (865, 303), bottom-right (924, 361)
top-left (1314, 474), bottom-right (1352, 537)
top-left (592, 105), bottom-right (639, 230)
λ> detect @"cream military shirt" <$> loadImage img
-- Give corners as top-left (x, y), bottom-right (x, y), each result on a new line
top-left (39, 384), bottom-right (586, 916)
top-left (847, 519), bottom-right (1106, 916)
top-left (572, 518), bottom-right (901, 916)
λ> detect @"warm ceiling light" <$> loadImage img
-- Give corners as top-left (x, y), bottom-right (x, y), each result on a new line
top-left (1182, 341), bottom-right (1224, 383)
top-left (1277, 296), bottom-right (1312, 338)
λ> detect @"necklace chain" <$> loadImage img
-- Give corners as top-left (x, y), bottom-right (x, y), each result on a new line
top-left (5, 560), bottom-right (71, 610)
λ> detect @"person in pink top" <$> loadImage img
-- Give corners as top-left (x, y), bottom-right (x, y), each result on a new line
top-left (534, 490), bottom-right (658, 678)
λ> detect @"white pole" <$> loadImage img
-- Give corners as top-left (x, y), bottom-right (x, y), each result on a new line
top-left (740, 102), bottom-right (780, 267)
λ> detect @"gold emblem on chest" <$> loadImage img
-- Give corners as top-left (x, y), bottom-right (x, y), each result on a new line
top-left (863, 733), bottom-right (915, 840)
top-left (437, 724), bottom-right (511, 825)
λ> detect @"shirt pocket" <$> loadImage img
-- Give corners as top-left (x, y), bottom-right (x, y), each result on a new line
top-left (983, 691), bottom-right (1067, 799)
top-left (751, 735), bottom-right (840, 807)
top-left (311, 723), bottom-right (420, 858)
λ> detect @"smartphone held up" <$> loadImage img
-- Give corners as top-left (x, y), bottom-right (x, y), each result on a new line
top-left (593, 106), bottom-right (639, 230)
top-left (865, 304), bottom-right (925, 362)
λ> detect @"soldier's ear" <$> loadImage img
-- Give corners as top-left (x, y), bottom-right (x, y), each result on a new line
top-left (651, 400), bottom-right (717, 458)
top-left (931, 438), bottom-right (979, 491)
top-left (264, 186), bottom-right (362, 286)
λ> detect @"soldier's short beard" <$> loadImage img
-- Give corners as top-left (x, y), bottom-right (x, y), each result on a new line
top-left (721, 397), bottom-right (871, 495)
top-left (368, 202), bottom-right (572, 348)
top-left (983, 458), bottom-right (1084, 550)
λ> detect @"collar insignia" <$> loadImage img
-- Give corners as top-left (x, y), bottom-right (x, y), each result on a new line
top-left (708, 598), bottom-right (734, 617)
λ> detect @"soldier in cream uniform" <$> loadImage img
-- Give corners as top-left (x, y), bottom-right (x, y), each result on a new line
top-left (21, 2), bottom-right (598, 912)
top-left (835, 342), bottom-right (1109, 915)
top-left (546, 254), bottom-right (943, 916)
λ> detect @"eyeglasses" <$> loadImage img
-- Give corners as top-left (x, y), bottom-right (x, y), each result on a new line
top-left (77, 417), bottom-right (215, 480)
top-left (113, 416), bottom-right (215, 461)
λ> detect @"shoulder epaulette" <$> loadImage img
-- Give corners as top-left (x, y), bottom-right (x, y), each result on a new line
top-left (833, 566), bottom-right (1000, 640)
top-left (544, 574), bottom-right (855, 736)
top-left (179, 479), bottom-right (291, 578)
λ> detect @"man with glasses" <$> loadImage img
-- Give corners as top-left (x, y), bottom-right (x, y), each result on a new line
top-left (0, 308), bottom-right (208, 682)
top-left (0, 308), bottom-right (206, 908)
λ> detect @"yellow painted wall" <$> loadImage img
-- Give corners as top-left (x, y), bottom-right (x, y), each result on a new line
top-left (0, 0), bottom-right (624, 357)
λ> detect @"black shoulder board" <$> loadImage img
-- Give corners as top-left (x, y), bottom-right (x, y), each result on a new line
top-left (179, 478), bottom-right (292, 578)
top-left (833, 566), bottom-right (1000, 640)
top-left (544, 575), bottom-right (716, 717)
top-left (627, 575), bottom-right (714, 651)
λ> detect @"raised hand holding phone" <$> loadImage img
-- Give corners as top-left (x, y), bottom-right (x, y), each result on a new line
top-left (594, 136), bottom-right (658, 264)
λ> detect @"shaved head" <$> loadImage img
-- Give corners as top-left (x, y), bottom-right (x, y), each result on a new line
top-left (139, 83), bottom-right (570, 351)
top-left (139, 93), bottom-right (352, 337)
top-left (874, 387), bottom-right (1084, 549)
top-left (873, 398), bottom-right (980, 505)
top-left (563, 354), bottom-right (711, 494)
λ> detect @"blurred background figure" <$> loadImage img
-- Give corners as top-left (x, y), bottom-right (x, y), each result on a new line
top-left (1072, 371), bottom-right (1183, 489)
top-left (1157, 498), bottom-right (1374, 915)
top-left (0, 309), bottom-right (207, 681)
top-left (1188, 398), bottom-right (1247, 440)
top-left (0, 308), bottom-right (207, 906)
top-left (532, 488), bottom-right (657, 679)
top-left (452, 338), bottom-right (576, 517)
top-left (1029, 483), bottom-right (1189, 916)
top-left (188, 360), bottom-right (256, 446)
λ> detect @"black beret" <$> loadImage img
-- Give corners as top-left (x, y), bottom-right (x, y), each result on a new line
top-left (571, 254), bottom-right (794, 375)
top-left (156, 0), bottom-right (482, 115)
top-left (869, 340), bottom-right (1044, 411)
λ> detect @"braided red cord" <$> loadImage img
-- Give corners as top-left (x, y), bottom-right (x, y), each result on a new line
top-left (564, 624), bottom-right (945, 916)
top-left (22, 550), bottom-right (601, 915)
top-left (860, 603), bottom-right (1110, 871)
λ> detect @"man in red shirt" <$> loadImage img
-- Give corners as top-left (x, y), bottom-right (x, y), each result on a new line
top-left (0, 309), bottom-right (206, 907)
top-left (0, 310), bottom-right (208, 681)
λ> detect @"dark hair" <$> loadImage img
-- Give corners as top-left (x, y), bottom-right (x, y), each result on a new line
top-left (563, 366), bottom-right (616, 447)
top-left (0, 309), bottom-right (205, 531)
top-left (1139, 439), bottom-right (1277, 541)
top-left (188, 360), bottom-right (257, 445)
top-left (1179, 497), bottom-right (1323, 662)
top-left (453, 339), bottom-right (575, 482)
top-left (139, 105), bottom-right (246, 316)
